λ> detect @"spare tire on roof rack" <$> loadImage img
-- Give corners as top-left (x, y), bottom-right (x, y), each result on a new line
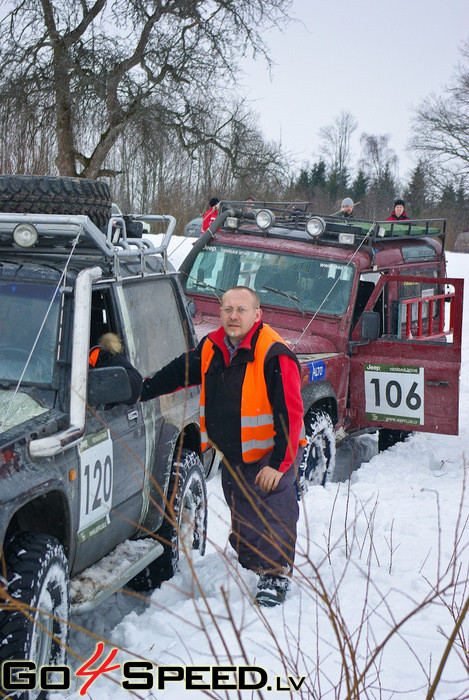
top-left (0, 175), bottom-right (112, 231)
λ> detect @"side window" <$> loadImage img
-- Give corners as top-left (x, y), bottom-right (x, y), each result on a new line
top-left (396, 269), bottom-right (440, 338)
top-left (352, 272), bottom-right (382, 332)
top-left (90, 288), bottom-right (116, 347)
top-left (117, 278), bottom-right (190, 377)
top-left (372, 277), bottom-right (454, 344)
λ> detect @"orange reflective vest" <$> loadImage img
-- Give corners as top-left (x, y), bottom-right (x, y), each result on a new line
top-left (89, 347), bottom-right (100, 367)
top-left (200, 324), bottom-right (305, 463)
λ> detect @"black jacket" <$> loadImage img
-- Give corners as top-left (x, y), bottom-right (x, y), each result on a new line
top-left (91, 349), bottom-right (143, 405)
top-left (141, 321), bottom-right (303, 471)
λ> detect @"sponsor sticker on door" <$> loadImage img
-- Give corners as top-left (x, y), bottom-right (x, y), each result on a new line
top-left (307, 359), bottom-right (326, 382)
top-left (364, 363), bottom-right (424, 425)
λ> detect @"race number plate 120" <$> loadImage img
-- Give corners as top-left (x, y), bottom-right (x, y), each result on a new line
top-left (77, 428), bottom-right (114, 543)
top-left (364, 363), bottom-right (424, 426)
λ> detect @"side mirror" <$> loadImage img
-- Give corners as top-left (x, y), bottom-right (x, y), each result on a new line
top-left (360, 311), bottom-right (380, 341)
top-left (88, 366), bottom-right (132, 406)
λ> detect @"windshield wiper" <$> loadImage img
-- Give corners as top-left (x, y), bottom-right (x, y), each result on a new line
top-left (261, 286), bottom-right (305, 316)
top-left (183, 273), bottom-right (225, 296)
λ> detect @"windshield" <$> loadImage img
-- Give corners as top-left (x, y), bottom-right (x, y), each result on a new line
top-left (184, 244), bottom-right (355, 316)
top-left (0, 281), bottom-right (61, 385)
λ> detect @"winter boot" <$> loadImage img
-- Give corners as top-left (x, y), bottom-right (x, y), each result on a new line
top-left (255, 573), bottom-right (290, 607)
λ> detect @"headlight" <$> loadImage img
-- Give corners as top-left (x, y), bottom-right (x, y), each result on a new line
top-left (305, 216), bottom-right (325, 238)
top-left (255, 209), bottom-right (275, 230)
top-left (226, 217), bottom-right (239, 229)
top-left (13, 223), bottom-right (38, 248)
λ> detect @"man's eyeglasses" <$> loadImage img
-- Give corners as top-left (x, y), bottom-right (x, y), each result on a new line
top-left (220, 306), bottom-right (257, 315)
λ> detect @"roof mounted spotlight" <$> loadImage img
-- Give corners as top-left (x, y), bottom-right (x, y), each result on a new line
top-left (305, 216), bottom-right (326, 238)
top-left (339, 232), bottom-right (355, 245)
top-left (255, 209), bottom-right (275, 230)
top-left (226, 216), bottom-right (239, 229)
top-left (13, 222), bottom-right (38, 248)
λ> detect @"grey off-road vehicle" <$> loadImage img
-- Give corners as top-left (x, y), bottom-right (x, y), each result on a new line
top-left (0, 176), bottom-right (216, 695)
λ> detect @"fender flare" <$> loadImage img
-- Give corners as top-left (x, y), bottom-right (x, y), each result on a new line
top-left (301, 380), bottom-right (338, 425)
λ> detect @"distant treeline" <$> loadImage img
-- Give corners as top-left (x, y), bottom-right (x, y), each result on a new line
top-left (0, 1), bottom-right (467, 246)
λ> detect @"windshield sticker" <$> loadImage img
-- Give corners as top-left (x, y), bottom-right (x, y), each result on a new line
top-left (307, 360), bottom-right (326, 382)
top-left (364, 363), bottom-right (424, 425)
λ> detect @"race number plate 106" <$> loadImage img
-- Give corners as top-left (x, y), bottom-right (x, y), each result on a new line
top-left (364, 363), bottom-right (424, 426)
top-left (77, 428), bottom-right (113, 543)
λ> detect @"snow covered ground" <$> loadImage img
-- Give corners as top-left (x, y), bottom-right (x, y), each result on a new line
top-left (54, 250), bottom-right (469, 700)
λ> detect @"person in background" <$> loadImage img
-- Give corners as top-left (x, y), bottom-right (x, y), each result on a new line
top-left (140, 286), bottom-right (306, 607)
top-left (337, 197), bottom-right (355, 218)
top-left (201, 197), bottom-right (220, 234)
top-left (89, 332), bottom-right (142, 405)
top-left (386, 199), bottom-right (409, 221)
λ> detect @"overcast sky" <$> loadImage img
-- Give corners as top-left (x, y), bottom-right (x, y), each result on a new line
top-left (239, 0), bottom-right (468, 184)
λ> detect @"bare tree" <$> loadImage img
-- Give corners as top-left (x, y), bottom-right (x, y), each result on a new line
top-left (359, 134), bottom-right (399, 218)
top-left (359, 133), bottom-right (398, 182)
top-left (410, 41), bottom-right (469, 189)
top-left (0, 0), bottom-right (293, 179)
top-left (319, 111), bottom-right (358, 179)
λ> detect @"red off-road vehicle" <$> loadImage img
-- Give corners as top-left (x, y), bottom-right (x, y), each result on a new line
top-left (179, 202), bottom-right (463, 486)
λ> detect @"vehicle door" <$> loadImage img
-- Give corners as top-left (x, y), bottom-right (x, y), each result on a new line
top-left (74, 286), bottom-right (146, 572)
top-left (348, 274), bottom-right (463, 435)
top-left (116, 274), bottom-right (201, 534)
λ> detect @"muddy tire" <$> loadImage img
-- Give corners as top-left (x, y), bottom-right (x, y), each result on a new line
top-left (0, 532), bottom-right (70, 699)
top-left (297, 410), bottom-right (336, 497)
top-left (0, 175), bottom-right (111, 230)
top-left (378, 428), bottom-right (411, 452)
top-left (130, 449), bottom-right (207, 591)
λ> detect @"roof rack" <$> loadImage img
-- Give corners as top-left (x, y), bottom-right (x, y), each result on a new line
top-left (0, 212), bottom-right (175, 275)
top-left (213, 201), bottom-right (446, 249)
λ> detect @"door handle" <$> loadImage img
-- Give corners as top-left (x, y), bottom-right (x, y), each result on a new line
top-left (127, 410), bottom-right (139, 420)
top-left (426, 381), bottom-right (450, 386)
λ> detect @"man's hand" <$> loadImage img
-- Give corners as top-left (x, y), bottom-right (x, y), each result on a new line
top-left (255, 465), bottom-right (283, 493)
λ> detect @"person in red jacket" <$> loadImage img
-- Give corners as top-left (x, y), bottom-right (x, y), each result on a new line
top-left (201, 197), bottom-right (220, 233)
top-left (141, 286), bottom-right (306, 607)
top-left (386, 199), bottom-right (409, 221)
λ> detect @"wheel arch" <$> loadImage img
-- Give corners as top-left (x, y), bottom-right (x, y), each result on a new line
top-left (4, 490), bottom-right (72, 558)
top-left (177, 421), bottom-right (201, 459)
top-left (176, 421), bottom-right (218, 479)
top-left (301, 380), bottom-right (339, 426)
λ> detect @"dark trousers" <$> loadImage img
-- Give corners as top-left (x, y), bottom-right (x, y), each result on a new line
top-left (221, 452), bottom-right (300, 575)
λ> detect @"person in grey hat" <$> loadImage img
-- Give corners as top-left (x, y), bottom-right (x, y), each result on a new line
top-left (338, 197), bottom-right (355, 218)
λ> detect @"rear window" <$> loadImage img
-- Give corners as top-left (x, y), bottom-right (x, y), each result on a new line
top-left (402, 245), bottom-right (436, 261)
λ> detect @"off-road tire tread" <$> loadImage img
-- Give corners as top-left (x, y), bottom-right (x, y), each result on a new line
top-left (297, 409), bottom-right (336, 496)
top-left (0, 175), bottom-right (112, 230)
top-left (378, 428), bottom-right (411, 452)
top-left (130, 449), bottom-right (207, 591)
top-left (0, 532), bottom-right (70, 675)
